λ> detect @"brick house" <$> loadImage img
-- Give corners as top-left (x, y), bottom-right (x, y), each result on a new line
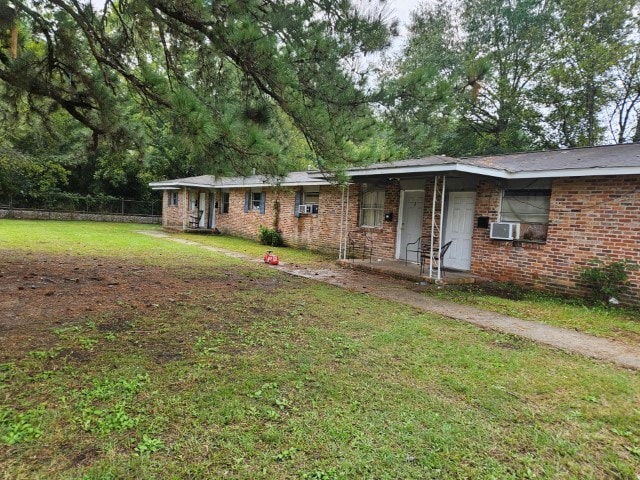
top-left (150, 143), bottom-right (640, 302)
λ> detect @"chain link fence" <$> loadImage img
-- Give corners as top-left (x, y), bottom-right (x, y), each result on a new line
top-left (0, 193), bottom-right (160, 217)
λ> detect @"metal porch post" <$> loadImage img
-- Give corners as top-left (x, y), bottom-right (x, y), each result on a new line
top-left (437, 176), bottom-right (446, 282)
top-left (429, 177), bottom-right (438, 279)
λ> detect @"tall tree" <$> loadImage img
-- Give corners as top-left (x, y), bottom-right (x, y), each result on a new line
top-left (539, 0), bottom-right (635, 147)
top-left (382, 0), bottom-right (557, 157)
top-left (0, 0), bottom-right (396, 178)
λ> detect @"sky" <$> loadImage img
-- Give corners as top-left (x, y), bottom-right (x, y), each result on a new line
top-left (389, 0), bottom-right (422, 32)
top-left (384, 0), bottom-right (423, 52)
top-left (87, 0), bottom-right (424, 38)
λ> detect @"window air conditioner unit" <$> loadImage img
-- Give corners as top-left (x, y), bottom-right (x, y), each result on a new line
top-left (298, 204), bottom-right (312, 215)
top-left (489, 222), bottom-right (520, 240)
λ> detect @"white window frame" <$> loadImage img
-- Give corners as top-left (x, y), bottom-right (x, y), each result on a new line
top-left (251, 189), bottom-right (262, 211)
top-left (302, 186), bottom-right (320, 205)
top-left (220, 191), bottom-right (230, 214)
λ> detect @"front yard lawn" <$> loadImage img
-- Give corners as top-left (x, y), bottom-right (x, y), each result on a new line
top-left (427, 282), bottom-right (640, 345)
top-left (1, 220), bottom-right (639, 479)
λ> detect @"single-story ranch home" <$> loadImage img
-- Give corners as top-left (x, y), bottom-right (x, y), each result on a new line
top-left (150, 143), bottom-right (640, 303)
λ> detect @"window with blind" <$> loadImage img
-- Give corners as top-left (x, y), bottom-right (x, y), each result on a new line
top-left (360, 184), bottom-right (385, 228)
top-left (500, 189), bottom-right (551, 223)
top-left (500, 185), bottom-right (551, 241)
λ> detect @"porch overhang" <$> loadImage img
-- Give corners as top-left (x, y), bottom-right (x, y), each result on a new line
top-left (342, 161), bottom-right (640, 181)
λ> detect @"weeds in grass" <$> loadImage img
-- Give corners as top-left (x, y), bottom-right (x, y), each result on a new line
top-left (73, 374), bottom-right (150, 434)
top-left (0, 407), bottom-right (44, 445)
top-left (3, 221), bottom-right (640, 478)
top-left (274, 446), bottom-right (298, 461)
top-left (135, 434), bottom-right (165, 455)
top-left (79, 402), bottom-right (139, 434)
top-left (29, 347), bottom-right (62, 360)
top-left (78, 337), bottom-right (99, 351)
top-left (302, 468), bottom-right (342, 480)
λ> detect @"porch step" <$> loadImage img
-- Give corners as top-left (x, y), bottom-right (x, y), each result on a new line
top-left (338, 259), bottom-right (479, 285)
top-left (185, 228), bottom-right (217, 234)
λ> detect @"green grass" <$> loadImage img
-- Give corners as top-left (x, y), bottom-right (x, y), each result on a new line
top-left (2, 219), bottom-right (640, 478)
top-left (0, 219), bottom-right (250, 271)
top-left (428, 283), bottom-right (640, 345)
top-left (172, 230), bottom-right (336, 266)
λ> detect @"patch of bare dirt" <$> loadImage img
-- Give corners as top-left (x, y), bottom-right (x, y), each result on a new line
top-left (0, 251), bottom-right (252, 360)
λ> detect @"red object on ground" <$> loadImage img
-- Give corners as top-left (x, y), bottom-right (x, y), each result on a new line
top-left (263, 251), bottom-right (279, 265)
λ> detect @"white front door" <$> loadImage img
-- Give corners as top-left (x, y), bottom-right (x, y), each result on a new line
top-left (198, 192), bottom-right (206, 227)
top-left (397, 190), bottom-right (425, 262)
top-left (444, 192), bottom-right (476, 271)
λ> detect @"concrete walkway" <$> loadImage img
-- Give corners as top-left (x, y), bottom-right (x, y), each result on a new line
top-left (140, 231), bottom-right (640, 371)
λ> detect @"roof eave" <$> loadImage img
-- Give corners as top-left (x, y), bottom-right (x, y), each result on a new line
top-left (149, 182), bottom-right (215, 189)
top-left (499, 166), bottom-right (640, 179)
top-left (344, 163), bottom-right (640, 180)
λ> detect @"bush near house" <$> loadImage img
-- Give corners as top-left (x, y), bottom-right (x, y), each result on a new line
top-left (258, 225), bottom-right (284, 247)
top-left (579, 259), bottom-right (638, 305)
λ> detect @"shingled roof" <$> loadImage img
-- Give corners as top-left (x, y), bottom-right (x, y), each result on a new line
top-left (149, 171), bottom-right (330, 190)
top-left (151, 143), bottom-right (640, 189)
top-left (462, 143), bottom-right (640, 172)
top-left (347, 143), bottom-right (640, 179)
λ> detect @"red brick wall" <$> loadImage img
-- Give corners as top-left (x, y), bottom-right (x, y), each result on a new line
top-left (345, 181), bottom-right (402, 260)
top-left (160, 175), bottom-right (639, 304)
top-left (215, 186), bottom-right (351, 253)
top-left (162, 189), bottom-right (189, 230)
top-left (162, 189), bottom-right (212, 230)
top-left (471, 175), bottom-right (640, 303)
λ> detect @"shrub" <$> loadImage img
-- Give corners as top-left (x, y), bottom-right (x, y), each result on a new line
top-left (579, 259), bottom-right (637, 304)
top-left (258, 225), bottom-right (283, 247)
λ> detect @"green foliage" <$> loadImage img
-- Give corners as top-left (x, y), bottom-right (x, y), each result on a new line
top-left (302, 469), bottom-right (342, 480)
top-left (0, 0), bottom-right (397, 184)
top-left (579, 259), bottom-right (638, 304)
top-left (134, 434), bottom-right (165, 455)
top-left (258, 225), bottom-right (284, 247)
top-left (0, 139), bottom-right (69, 197)
top-left (0, 407), bottom-right (44, 445)
top-left (74, 374), bottom-right (150, 434)
top-left (383, 0), bottom-right (640, 155)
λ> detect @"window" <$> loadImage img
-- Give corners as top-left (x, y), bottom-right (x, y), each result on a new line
top-left (244, 190), bottom-right (266, 214)
top-left (167, 191), bottom-right (178, 207)
top-left (251, 191), bottom-right (262, 211)
top-left (500, 181), bottom-right (551, 241)
top-left (360, 183), bottom-right (385, 227)
top-left (303, 186), bottom-right (320, 205)
top-left (501, 189), bottom-right (551, 223)
top-left (220, 192), bottom-right (230, 214)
